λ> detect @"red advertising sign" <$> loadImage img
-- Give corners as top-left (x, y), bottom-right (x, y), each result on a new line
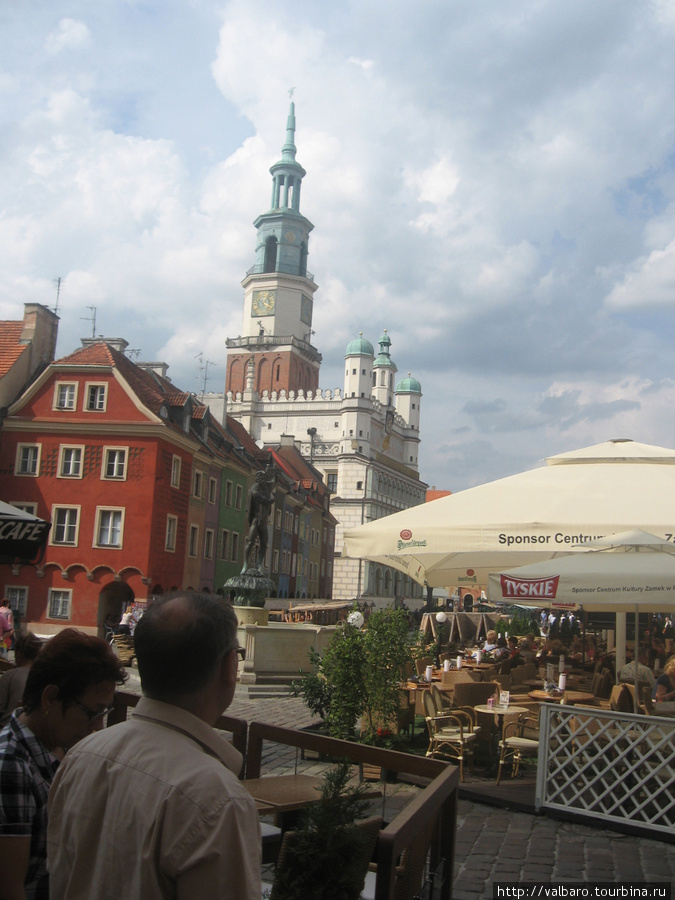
top-left (499, 574), bottom-right (560, 599)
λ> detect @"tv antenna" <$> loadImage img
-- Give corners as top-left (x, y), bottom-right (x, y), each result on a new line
top-left (126, 349), bottom-right (141, 360)
top-left (194, 352), bottom-right (217, 397)
top-left (81, 306), bottom-right (97, 338)
top-left (52, 277), bottom-right (64, 314)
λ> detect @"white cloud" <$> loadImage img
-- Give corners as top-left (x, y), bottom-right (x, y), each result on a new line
top-left (605, 240), bottom-right (675, 309)
top-left (45, 18), bottom-right (91, 55)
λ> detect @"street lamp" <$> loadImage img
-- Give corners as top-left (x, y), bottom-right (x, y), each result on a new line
top-left (347, 610), bottom-right (365, 629)
top-left (434, 610), bottom-right (447, 666)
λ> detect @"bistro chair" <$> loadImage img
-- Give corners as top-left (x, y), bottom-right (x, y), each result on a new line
top-left (422, 691), bottom-right (476, 781)
top-left (496, 712), bottom-right (540, 785)
top-left (414, 656), bottom-right (434, 677)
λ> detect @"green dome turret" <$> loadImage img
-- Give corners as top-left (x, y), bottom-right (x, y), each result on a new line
top-left (373, 329), bottom-right (397, 371)
top-left (345, 333), bottom-right (374, 357)
top-left (396, 373), bottom-right (422, 393)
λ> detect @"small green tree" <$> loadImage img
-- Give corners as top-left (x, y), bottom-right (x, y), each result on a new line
top-left (320, 619), bottom-right (367, 739)
top-left (360, 608), bottom-right (413, 739)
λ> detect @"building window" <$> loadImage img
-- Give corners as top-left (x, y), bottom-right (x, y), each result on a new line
top-left (165, 516), bottom-right (177, 551)
top-left (6, 586), bottom-right (28, 616)
top-left (85, 383), bottom-right (107, 411)
top-left (58, 445), bottom-right (83, 478)
top-left (48, 589), bottom-right (72, 620)
top-left (204, 529), bottom-right (214, 559)
top-left (220, 529), bottom-right (230, 559)
top-left (291, 554), bottom-right (297, 576)
top-left (273, 549), bottom-right (279, 573)
top-left (15, 444), bottom-right (41, 476)
top-left (326, 473), bottom-right (337, 493)
top-left (171, 455), bottom-right (181, 488)
top-left (47, 588), bottom-right (73, 619)
top-left (275, 509), bottom-right (282, 529)
top-left (208, 477), bottom-right (217, 504)
top-left (356, 481), bottom-right (363, 490)
top-left (54, 382), bottom-right (77, 410)
top-left (231, 532), bottom-right (240, 562)
top-left (8, 502), bottom-right (37, 516)
top-left (102, 447), bottom-right (127, 480)
top-left (95, 509), bottom-right (124, 548)
top-left (225, 481), bottom-right (233, 506)
top-left (188, 525), bottom-right (199, 557)
top-left (51, 506), bottom-right (80, 545)
top-left (193, 470), bottom-right (204, 499)
top-left (235, 484), bottom-right (243, 510)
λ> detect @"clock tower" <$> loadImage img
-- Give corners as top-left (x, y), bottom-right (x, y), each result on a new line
top-left (226, 101), bottom-right (321, 398)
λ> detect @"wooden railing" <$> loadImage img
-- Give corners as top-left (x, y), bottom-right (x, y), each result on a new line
top-left (245, 721), bottom-right (459, 900)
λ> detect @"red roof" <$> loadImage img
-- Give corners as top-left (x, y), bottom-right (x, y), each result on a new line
top-left (0, 322), bottom-right (28, 377)
top-left (426, 489), bottom-right (451, 503)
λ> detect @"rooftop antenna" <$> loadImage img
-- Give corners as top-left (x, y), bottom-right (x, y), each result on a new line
top-left (126, 349), bottom-right (141, 360)
top-left (52, 277), bottom-right (63, 315)
top-left (194, 352), bottom-right (217, 397)
top-left (81, 306), bottom-right (97, 339)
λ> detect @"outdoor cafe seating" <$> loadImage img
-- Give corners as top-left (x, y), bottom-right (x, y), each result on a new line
top-left (422, 690), bottom-right (476, 781)
top-left (496, 712), bottom-right (540, 785)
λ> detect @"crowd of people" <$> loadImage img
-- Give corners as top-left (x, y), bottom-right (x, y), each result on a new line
top-left (0, 591), bottom-right (262, 900)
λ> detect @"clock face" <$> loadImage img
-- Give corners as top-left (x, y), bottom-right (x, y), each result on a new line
top-left (285, 230), bottom-right (296, 242)
top-left (252, 289), bottom-right (276, 317)
top-left (300, 294), bottom-right (313, 326)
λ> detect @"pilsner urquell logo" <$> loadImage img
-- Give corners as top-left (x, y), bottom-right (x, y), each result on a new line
top-left (500, 574), bottom-right (560, 598)
top-left (397, 529), bottom-right (427, 550)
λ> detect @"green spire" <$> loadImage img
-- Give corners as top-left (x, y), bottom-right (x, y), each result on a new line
top-left (281, 101), bottom-right (298, 163)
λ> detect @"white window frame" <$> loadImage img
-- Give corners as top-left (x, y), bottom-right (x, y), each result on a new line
top-left (48, 588), bottom-right (72, 620)
top-left (8, 502), bottom-right (37, 516)
top-left (275, 509), bottom-right (282, 529)
top-left (165, 515), bottom-right (177, 552)
top-left (50, 505), bottom-right (80, 546)
top-left (188, 524), bottom-right (199, 557)
top-left (272, 549), bottom-right (279, 573)
top-left (220, 529), bottom-right (230, 560)
top-left (53, 381), bottom-right (78, 411)
top-left (5, 586), bottom-right (28, 616)
top-left (171, 455), bottom-right (181, 488)
top-left (193, 470), bottom-right (205, 499)
top-left (225, 480), bottom-right (233, 506)
top-left (231, 532), bottom-right (239, 562)
top-left (101, 447), bottom-right (128, 481)
top-left (15, 443), bottom-right (41, 476)
top-left (94, 507), bottom-right (125, 549)
top-left (58, 444), bottom-right (85, 479)
top-left (208, 477), bottom-right (217, 504)
top-left (204, 528), bottom-right (214, 559)
top-left (235, 484), bottom-right (243, 510)
top-left (84, 382), bottom-right (107, 412)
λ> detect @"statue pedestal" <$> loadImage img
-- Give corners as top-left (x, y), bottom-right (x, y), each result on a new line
top-left (235, 606), bottom-right (270, 627)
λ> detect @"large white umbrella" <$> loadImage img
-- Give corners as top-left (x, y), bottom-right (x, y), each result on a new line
top-left (487, 530), bottom-right (675, 709)
top-left (344, 439), bottom-right (675, 588)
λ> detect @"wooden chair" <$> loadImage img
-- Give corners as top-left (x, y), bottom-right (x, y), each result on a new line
top-left (422, 691), bottom-right (476, 781)
top-left (414, 656), bottom-right (433, 676)
top-left (496, 712), bottom-right (540, 785)
top-left (361, 812), bottom-right (439, 900)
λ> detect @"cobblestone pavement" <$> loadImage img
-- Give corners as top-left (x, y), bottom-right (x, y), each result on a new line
top-left (123, 677), bottom-right (675, 895)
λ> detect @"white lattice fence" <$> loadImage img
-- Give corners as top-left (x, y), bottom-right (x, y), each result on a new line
top-left (536, 704), bottom-right (675, 836)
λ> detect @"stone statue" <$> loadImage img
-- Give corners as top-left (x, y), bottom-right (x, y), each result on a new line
top-left (242, 463), bottom-right (275, 573)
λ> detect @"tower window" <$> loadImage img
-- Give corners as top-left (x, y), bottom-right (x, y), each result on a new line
top-left (276, 364), bottom-right (280, 381)
top-left (264, 236), bottom-right (278, 273)
top-left (352, 368), bottom-right (356, 375)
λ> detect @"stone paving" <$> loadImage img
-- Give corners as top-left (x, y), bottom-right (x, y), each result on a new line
top-left (123, 675), bottom-right (675, 895)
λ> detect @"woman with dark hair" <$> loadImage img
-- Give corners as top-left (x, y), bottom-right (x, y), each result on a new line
top-left (0, 628), bottom-right (127, 899)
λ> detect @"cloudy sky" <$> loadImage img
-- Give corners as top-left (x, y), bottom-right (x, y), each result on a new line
top-left (3, 0), bottom-right (675, 492)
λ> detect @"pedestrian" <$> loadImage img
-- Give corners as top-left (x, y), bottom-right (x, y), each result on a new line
top-left (0, 598), bottom-right (14, 659)
top-left (0, 629), bottom-right (126, 899)
top-left (47, 591), bottom-right (261, 900)
top-left (0, 632), bottom-right (43, 728)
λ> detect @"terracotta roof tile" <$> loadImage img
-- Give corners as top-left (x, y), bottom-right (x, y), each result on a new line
top-left (0, 322), bottom-right (28, 377)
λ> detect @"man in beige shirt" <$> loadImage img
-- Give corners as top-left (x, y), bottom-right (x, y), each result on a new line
top-left (47, 592), bottom-right (261, 899)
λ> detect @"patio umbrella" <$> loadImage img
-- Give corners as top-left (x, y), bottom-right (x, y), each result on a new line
top-left (487, 529), bottom-right (675, 709)
top-left (0, 500), bottom-right (51, 565)
top-left (343, 439), bottom-right (675, 588)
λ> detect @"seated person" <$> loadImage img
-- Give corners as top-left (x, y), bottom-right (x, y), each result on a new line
top-left (518, 634), bottom-right (537, 663)
top-left (653, 656), bottom-right (675, 711)
top-left (491, 636), bottom-right (510, 660)
top-left (482, 630), bottom-right (498, 653)
top-left (569, 636), bottom-right (583, 664)
top-left (0, 633), bottom-right (42, 728)
top-left (619, 645), bottom-right (655, 691)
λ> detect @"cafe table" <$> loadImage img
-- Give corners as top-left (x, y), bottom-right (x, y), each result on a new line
top-left (473, 704), bottom-right (530, 775)
top-left (528, 690), bottom-right (596, 706)
top-left (242, 773), bottom-right (323, 821)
